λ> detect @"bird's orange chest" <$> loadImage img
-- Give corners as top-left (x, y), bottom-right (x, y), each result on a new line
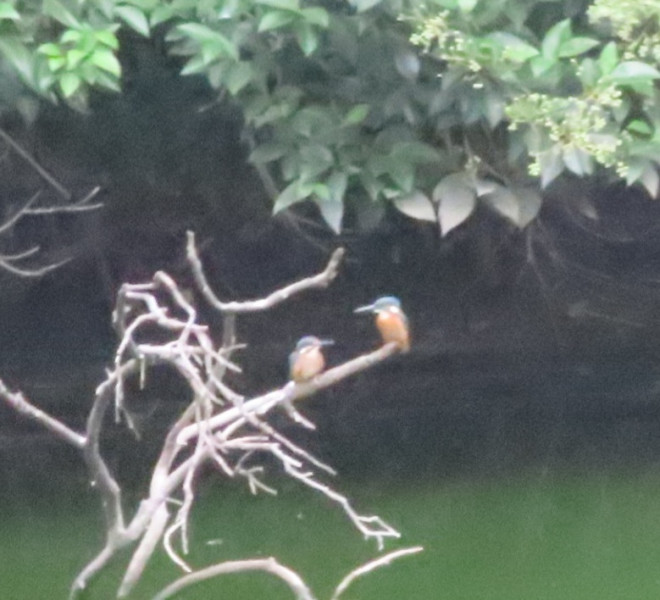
top-left (291, 346), bottom-right (325, 381)
top-left (376, 311), bottom-right (409, 347)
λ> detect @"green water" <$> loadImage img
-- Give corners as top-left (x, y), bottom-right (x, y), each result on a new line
top-left (3, 468), bottom-right (660, 599)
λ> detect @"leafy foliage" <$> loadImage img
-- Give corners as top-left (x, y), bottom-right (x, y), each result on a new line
top-left (3, 0), bottom-right (660, 233)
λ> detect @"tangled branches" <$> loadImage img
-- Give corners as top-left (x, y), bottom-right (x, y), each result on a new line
top-left (0, 231), bottom-right (419, 599)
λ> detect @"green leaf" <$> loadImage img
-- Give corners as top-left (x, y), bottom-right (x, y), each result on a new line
top-left (626, 119), bottom-right (653, 137)
top-left (66, 48), bottom-right (87, 69)
top-left (563, 145), bottom-right (593, 176)
top-left (115, 5), bottom-right (150, 37)
top-left (315, 197), bottom-right (343, 233)
top-left (95, 30), bottom-right (119, 50)
top-left (150, 5), bottom-right (174, 27)
top-left (350, 0), bottom-right (383, 11)
top-left (273, 180), bottom-right (312, 213)
top-left (529, 55), bottom-right (556, 78)
top-left (177, 24), bottom-right (239, 60)
top-left (300, 7), bottom-right (328, 28)
top-left (558, 37), bottom-right (599, 58)
top-left (537, 147), bottom-right (564, 188)
top-left (393, 191), bottom-right (436, 223)
top-left (258, 9), bottom-right (298, 32)
top-left (343, 104), bottom-right (370, 126)
top-left (295, 22), bottom-right (318, 56)
top-left (484, 185), bottom-right (541, 228)
top-left (91, 48), bottom-right (121, 77)
top-left (225, 61), bottom-right (253, 94)
top-left (48, 56), bottom-right (67, 71)
top-left (641, 164), bottom-right (659, 197)
top-left (388, 162), bottom-right (415, 192)
top-left (598, 42), bottom-right (618, 76)
top-left (604, 61), bottom-right (660, 83)
top-left (0, 38), bottom-right (34, 84)
top-left (390, 141), bottom-right (441, 163)
top-left (326, 171), bottom-right (348, 203)
top-left (249, 143), bottom-right (288, 164)
top-left (458, 0), bottom-right (478, 12)
top-left (432, 173), bottom-right (477, 235)
top-left (0, 3), bottom-right (20, 20)
top-left (541, 19), bottom-right (572, 60)
top-left (43, 0), bottom-right (80, 28)
top-left (59, 72), bottom-right (81, 97)
top-left (37, 43), bottom-right (62, 58)
top-left (256, 0), bottom-right (300, 9)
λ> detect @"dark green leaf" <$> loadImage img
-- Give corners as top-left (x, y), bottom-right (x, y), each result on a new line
top-left (484, 185), bottom-right (541, 228)
top-left (300, 7), bottom-right (328, 28)
top-left (43, 0), bottom-right (80, 28)
top-left (256, 0), bottom-right (300, 9)
top-left (258, 9), bottom-right (298, 32)
top-left (390, 141), bottom-right (441, 163)
top-left (350, 0), bottom-right (383, 12)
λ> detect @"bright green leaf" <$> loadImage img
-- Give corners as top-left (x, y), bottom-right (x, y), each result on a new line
top-left (0, 3), bottom-right (20, 20)
top-left (115, 5), bottom-right (150, 37)
top-left (458, 0), bottom-right (478, 12)
top-left (177, 24), bottom-right (239, 60)
top-left (91, 48), bottom-right (121, 77)
top-left (95, 30), bottom-right (119, 50)
top-left (59, 72), bottom-right (81, 97)
top-left (66, 49), bottom-right (87, 69)
top-left (343, 104), bottom-right (370, 126)
top-left (598, 42), bottom-right (618, 76)
top-left (37, 43), bottom-right (62, 58)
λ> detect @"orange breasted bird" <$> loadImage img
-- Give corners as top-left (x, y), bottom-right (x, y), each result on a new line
top-left (289, 336), bottom-right (334, 382)
top-left (354, 296), bottom-right (410, 352)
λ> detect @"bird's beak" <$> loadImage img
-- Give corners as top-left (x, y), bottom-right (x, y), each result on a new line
top-left (354, 304), bottom-right (375, 314)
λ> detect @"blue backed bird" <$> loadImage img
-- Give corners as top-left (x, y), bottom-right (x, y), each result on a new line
top-left (354, 296), bottom-right (410, 352)
top-left (289, 336), bottom-right (334, 382)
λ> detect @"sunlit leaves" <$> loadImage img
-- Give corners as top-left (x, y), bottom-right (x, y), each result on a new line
top-left (433, 173), bottom-right (476, 236)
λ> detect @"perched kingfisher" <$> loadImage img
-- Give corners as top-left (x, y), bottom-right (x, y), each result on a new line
top-left (289, 336), bottom-right (334, 382)
top-left (354, 296), bottom-right (410, 352)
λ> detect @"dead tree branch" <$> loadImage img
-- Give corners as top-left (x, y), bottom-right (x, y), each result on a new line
top-left (0, 230), bottom-right (416, 599)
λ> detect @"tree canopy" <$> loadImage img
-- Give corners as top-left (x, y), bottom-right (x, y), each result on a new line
top-left (2, 0), bottom-right (660, 237)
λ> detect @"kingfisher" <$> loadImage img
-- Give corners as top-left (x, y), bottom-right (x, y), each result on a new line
top-left (289, 336), bottom-right (334, 382)
top-left (354, 296), bottom-right (410, 353)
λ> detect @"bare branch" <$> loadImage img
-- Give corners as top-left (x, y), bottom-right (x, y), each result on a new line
top-left (151, 557), bottom-right (317, 600)
top-left (186, 230), bottom-right (345, 313)
top-left (0, 379), bottom-right (86, 448)
top-left (0, 127), bottom-right (72, 200)
top-left (331, 546), bottom-right (424, 600)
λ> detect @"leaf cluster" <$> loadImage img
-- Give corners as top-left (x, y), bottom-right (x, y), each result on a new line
top-left (3, 0), bottom-right (660, 234)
